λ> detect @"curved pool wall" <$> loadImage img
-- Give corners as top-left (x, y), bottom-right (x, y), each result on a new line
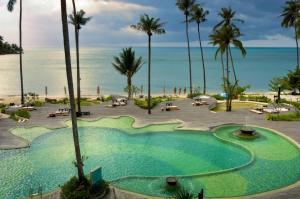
top-left (0, 116), bottom-right (300, 198)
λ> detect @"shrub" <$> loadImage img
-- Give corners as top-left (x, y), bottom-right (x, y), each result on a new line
top-left (16, 109), bottom-right (30, 119)
top-left (61, 176), bottom-right (91, 199)
top-left (61, 176), bottom-right (109, 199)
top-left (134, 96), bottom-right (174, 109)
top-left (33, 100), bottom-right (44, 107)
top-left (267, 112), bottom-right (300, 121)
top-left (247, 95), bottom-right (271, 103)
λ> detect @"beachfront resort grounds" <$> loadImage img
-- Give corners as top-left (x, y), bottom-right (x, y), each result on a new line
top-left (1, 99), bottom-right (300, 199)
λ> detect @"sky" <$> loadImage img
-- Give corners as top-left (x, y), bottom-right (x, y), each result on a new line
top-left (0, 0), bottom-right (297, 48)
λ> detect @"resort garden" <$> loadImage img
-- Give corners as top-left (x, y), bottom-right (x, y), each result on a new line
top-left (0, 0), bottom-right (300, 199)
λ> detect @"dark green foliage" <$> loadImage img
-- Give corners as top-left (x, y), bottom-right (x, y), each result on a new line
top-left (61, 176), bottom-right (91, 199)
top-left (61, 176), bottom-right (109, 199)
top-left (169, 188), bottom-right (194, 199)
top-left (267, 112), bottom-right (300, 121)
top-left (269, 76), bottom-right (290, 92)
top-left (233, 85), bottom-right (251, 99)
top-left (0, 36), bottom-right (22, 55)
top-left (247, 95), bottom-right (272, 103)
top-left (134, 96), bottom-right (174, 109)
top-left (288, 69), bottom-right (300, 93)
top-left (10, 109), bottom-right (30, 120)
top-left (112, 48), bottom-right (144, 98)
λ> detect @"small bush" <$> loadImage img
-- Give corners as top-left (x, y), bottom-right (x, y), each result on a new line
top-left (247, 95), bottom-right (271, 103)
top-left (61, 176), bottom-right (109, 199)
top-left (134, 97), bottom-right (174, 109)
top-left (61, 177), bottom-right (91, 199)
top-left (33, 100), bottom-right (44, 107)
top-left (16, 109), bottom-right (30, 119)
top-left (267, 112), bottom-right (300, 121)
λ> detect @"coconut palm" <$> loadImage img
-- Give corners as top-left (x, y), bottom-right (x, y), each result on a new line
top-left (60, 0), bottom-right (85, 182)
top-left (210, 25), bottom-right (246, 111)
top-left (7, 0), bottom-right (24, 105)
top-left (112, 48), bottom-right (144, 99)
top-left (214, 7), bottom-right (244, 30)
top-left (69, 1), bottom-right (91, 116)
top-left (131, 14), bottom-right (166, 114)
top-left (190, 4), bottom-right (209, 94)
top-left (214, 7), bottom-right (244, 83)
top-left (176, 0), bottom-right (196, 96)
top-left (281, 0), bottom-right (300, 69)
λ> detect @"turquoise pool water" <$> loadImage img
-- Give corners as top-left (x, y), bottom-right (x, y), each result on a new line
top-left (1, 117), bottom-right (300, 198)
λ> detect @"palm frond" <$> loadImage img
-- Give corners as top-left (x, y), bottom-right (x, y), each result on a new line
top-left (7, 0), bottom-right (17, 12)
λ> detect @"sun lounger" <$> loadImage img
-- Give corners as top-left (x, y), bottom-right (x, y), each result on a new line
top-left (263, 108), bottom-right (279, 114)
top-left (250, 109), bottom-right (263, 114)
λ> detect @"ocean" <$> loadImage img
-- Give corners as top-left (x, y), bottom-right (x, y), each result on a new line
top-left (0, 47), bottom-right (296, 97)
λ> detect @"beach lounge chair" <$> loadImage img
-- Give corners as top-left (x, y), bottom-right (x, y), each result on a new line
top-left (263, 108), bottom-right (279, 114)
top-left (249, 109), bottom-right (263, 114)
top-left (161, 102), bottom-right (180, 111)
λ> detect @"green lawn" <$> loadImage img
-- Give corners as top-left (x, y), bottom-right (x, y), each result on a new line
top-left (212, 102), bottom-right (261, 112)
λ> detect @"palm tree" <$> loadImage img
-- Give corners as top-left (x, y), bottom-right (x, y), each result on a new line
top-left (190, 4), bottom-right (209, 94)
top-left (281, 0), bottom-right (300, 70)
top-left (214, 7), bottom-right (244, 30)
top-left (60, 0), bottom-right (85, 182)
top-left (214, 7), bottom-right (244, 83)
top-left (7, 0), bottom-right (24, 105)
top-left (131, 14), bottom-right (166, 114)
top-left (112, 48), bottom-right (144, 99)
top-left (176, 0), bottom-right (196, 96)
top-left (69, 1), bottom-right (91, 116)
top-left (210, 25), bottom-right (246, 111)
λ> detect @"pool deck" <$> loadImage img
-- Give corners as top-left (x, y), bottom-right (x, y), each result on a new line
top-left (1, 98), bottom-right (300, 199)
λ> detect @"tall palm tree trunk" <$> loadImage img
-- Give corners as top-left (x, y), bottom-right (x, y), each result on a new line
top-left (60, 0), bottom-right (85, 182)
top-left (127, 76), bottom-right (132, 99)
top-left (226, 46), bottom-right (231, 111)
top-left (185, 14), bottom-right (193, 96)
top-left (221, 54), bottom-right (226, 92)
top-left (148, 35), bottom-right (152, 114)
top-left (19, 0), bottom-right (24, 105)
top-left (228, 47), bottom-right (237, 85)
top-left (71, 0), bottom-right (81, 115)
top-left (295, 25), bottom-right (299, 70)
top-left (197, 23), bottom-right (206, 94)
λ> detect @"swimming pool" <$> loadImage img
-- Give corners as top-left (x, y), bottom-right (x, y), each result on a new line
top-left (1, 116), bottom-right (300, 198)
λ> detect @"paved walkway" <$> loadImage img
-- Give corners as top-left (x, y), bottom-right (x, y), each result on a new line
top-left (1, 99), bottom-right (300, 198)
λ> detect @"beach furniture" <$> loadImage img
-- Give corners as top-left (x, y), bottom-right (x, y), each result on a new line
top-left (263, 108), bottom-right (279, 114)
top-left (161, 102), bottom-right (180, 111)
top-left (249, 109), bottom-right (263, 114)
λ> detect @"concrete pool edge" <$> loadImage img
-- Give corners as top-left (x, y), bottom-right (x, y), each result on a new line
top-left (3, 115), bottom-right (300, 198)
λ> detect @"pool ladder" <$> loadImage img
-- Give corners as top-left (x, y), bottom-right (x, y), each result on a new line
top-left (28, 185), bottom-right (43, 199)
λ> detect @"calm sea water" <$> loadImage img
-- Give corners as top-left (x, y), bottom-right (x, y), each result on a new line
top-left (0, 47), bottom-right (296, 97)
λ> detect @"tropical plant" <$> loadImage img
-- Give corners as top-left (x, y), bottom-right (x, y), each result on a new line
top-left (269, 76), bottom-right (290, 92)
top-left (214, 7), bottom-right (244, 83)
top-left (69, 2), bottom-right (91, 115)
top-left (60, 0), bottom-right (85, 183)
top-left (171, 188), bottom-right (194, 199)
top-left (131, 14), bottom-right (166, 114)
top-left (176, 0), bottom-right (196, 96)
top-left (7, 0), bottom-right (24, 105)
top-left (288, 68), bottom-right (300, 93)
top-left (190, 4), bottom-right (209, 94)
top-left (214, 7), bottom-right (244, 30)
top-left (281, 0), bottom-right (300, 69)
top-left (112, 47), bottom-right (144, 99)
top-left (210, 16), bottom-right (246, 111)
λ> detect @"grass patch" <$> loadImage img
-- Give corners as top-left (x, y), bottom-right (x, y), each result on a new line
top-left (212, 102), bottom-right (261, 112)
top-left (10, 109), bottom-right (30, 121)
top-left (77, 98), bottom-right (101, 106)
top-left (267, 112), bottom-right (300, 121)
top-left (134, 96), bottom-right (175, 109)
